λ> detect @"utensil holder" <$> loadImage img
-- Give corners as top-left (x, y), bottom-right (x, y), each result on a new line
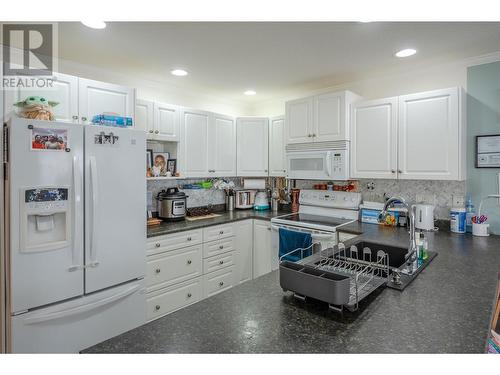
top-left (472, 223), bottom-right (489, 237)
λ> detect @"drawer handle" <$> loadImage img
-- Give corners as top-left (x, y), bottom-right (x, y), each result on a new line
top-left (219, 230), bottom-right (224, 235)
top-left (219, 245), bottom-right (224, 250)
top-left (187, 260), bottom-right (192, 265)
top-left (155, 305), bottom-right (161, 311)
top-left (155, 243), bottom-right (160, 248)
top-left (219, 281), bottom-right (224, 287)
top-left (187, 293), bottom-right (192, 298)
top-left (187, 237), bottom-right (192, 241)
top-left (219, 260), bottom-right (224, 265)
top-left (155, 268), bottom-right (161, 274)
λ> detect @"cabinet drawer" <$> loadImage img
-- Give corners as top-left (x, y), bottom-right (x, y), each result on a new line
top-left (146, 229), bottom-right (202, 256)
top-left (146, 245), bottom-right (202, 292)
top-left (203, 266), bottom-right (234, 298)
top-left (203, 223), bottom-right (234, 242)
top-left (203, 237), bottom-right (236, 258)
top-left (203, 251), bottom-right (235, 274)
top-left (147, 278), bottom-right (202, 321)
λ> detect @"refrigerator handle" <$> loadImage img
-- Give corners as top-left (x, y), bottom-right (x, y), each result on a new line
top-left (23, 283), bottom-right (141, 324)
top-left (89, 156), bottom-right (100, 267)
top-left (68, 156), bottom-right (82, 271)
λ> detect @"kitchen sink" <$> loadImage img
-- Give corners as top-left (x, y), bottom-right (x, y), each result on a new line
top-left (346, 240), bottom-right (437, 291)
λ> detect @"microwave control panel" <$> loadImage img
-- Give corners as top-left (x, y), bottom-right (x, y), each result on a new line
top-left (330, 149), bottom-right (349, 180)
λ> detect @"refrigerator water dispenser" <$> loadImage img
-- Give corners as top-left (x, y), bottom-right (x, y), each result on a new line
top-left (20, 187), bottom-right (71, 252)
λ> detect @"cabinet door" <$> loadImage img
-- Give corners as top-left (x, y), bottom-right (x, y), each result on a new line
top-left (4, 72), bottom-right (78, 123)
top-left (398, 88), bottom-right (459, 180)
top-left (234, 220), bottom-right (253, 284)
top-left (78, 78), bottom-right (135, 124)
top-left (135, 99), bottom-right (154, 136)
top-left (285, 97), bottom-right (314, 144)
top-left (253, 220), bottom-right (272, 278)
top-left (351, 98), bottom-right (398, 179)
top-left (208, 113), bottom-right (236, 177)
top-left (180, 108), bottom-right (210, 177)
top-left (269, 116), bottom-right (286, 177)
top-left (236, 117), bottom-right (269, 177)
top-left (153, 102), bottom-right (180, 142)
top-left (314, 91), bottom-right (345, 142)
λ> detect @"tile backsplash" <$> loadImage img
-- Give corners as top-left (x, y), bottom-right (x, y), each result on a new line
top-left (295, 179), bottom-right (466, 219)
top-left (147, 178), bottom-right (242, 212)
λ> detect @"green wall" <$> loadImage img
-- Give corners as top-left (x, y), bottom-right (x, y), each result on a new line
top-left (467, 61), bottom-right (500, 234)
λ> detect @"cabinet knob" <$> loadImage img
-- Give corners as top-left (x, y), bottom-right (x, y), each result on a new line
top-left (187, 293), bottom-right (192, 298)
top-left (149, 130), bottom-right (154, 133)
top-left (391, 170), bottom-right (396, 174)
top-left (219, 245), bottom-right (224, 250)
top-left (264, 169), bottom-right (268, 173)
top-left (155, 268), bottom-right (161, 274)
top-left (219, 281), bottom-right (224, 287)
top-left (398, 170), bottom-right (403, 174)
top-left (219, 260), bottom-right (224, 265)
top-left (283, 169), bottom-right (286, 173)
top-left (267, 227), bottom-right (271, 231)
top-left (219, 230), bottom-right (224, 234)
top-left (187, 237), bottom-right (192, 241)
top-left (313, 134), bottom-right (316, 137)
top-left (187, 259), bottom-right (192, 265)
top-left (308, 134), bottom-right (312, 137)
top-left (155, 130), bottom-right (159, 134)
top-left (155, 243), bottom-right (160, 248)
top-left (81, 116), bottom-right (87, 122)
top-left (72, 115), bottom-right (78, 120)
top-left (155, 305), bottom-right (161, 311)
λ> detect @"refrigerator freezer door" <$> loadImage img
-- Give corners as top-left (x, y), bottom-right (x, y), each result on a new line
top-left (11, 279), bottom-right (145, 353)
top-left (8, 119), bottom-right (84, 313)
top-left (84, 125), bottom-right (146, 293)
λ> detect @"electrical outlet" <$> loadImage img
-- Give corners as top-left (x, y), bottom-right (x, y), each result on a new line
top-left (416, 193), bottom-right (436, 205)
top-left (451, 194), bottom-right (465, 208)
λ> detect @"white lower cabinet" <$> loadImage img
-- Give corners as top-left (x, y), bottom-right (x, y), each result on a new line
top-left (253, 220), bottom-right (273, 278)
top-left (234, 220), bottom-right (253, 284)
top-left (146, 278), bottom-right (202, 322)
top-left (203, 266), bottom-right (235, 298)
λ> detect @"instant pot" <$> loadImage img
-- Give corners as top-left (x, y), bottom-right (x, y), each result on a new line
top-left (157, 187), bottom-right (187, 221)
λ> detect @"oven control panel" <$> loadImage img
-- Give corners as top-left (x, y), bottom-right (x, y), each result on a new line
top-left (299, 189), bottom-right (362, 209)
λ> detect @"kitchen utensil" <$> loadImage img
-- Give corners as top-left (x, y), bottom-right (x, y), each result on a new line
top-left (157, 187), bottom-right (187, 221)
top-left (414, 204), bottom-right (435, 231)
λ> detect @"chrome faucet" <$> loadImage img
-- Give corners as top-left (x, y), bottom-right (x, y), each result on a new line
top-left (379, 196), bottom-right (418, 275)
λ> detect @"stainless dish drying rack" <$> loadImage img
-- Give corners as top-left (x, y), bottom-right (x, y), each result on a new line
top-left (279, 241), bottom-right (390, 312)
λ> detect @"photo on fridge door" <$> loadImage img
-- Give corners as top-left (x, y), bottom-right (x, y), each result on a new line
top-left (30, 126), bottom-right (68, 151)
top-left (94, 131), bottom-right (120, 146)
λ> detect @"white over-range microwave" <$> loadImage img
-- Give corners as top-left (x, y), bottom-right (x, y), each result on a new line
top-left (286, 142), bottom-right (350, 180)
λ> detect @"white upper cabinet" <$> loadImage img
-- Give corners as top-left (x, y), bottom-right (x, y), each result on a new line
top-left (351, 98), bottom-right (398, 179)
top-left (78, 78), bottom-right (135, 124)
top-left (208, 113), bottom-right (236, 177)
top-left (4, 72), bottom-right (79, 123)
top-left (135, 99), bottom-right (154, 134)
top-left (398, 87), bottom-right (464, 180)
top-left (237, 117), bottom-right (269, 177)
top-left (314, 91), bottom-right (345, 141)
top-left (269, 116), bottom-right (286, 177)
top-left (180, 108), bottom-right (210, 177)
top-left (285, 97), bottom-right (313, 144)
top-left (153, 102), bottom-right (180, 142)
top-left (351, 87), bottom-right (465, 181)
top-left (285, 90), bottom-right (361, 144)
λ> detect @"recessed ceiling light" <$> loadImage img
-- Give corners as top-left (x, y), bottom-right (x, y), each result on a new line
top-left (81, 21), bottom-right (106, 29)
top-left (395, 48), bottom-right (417, 58)
top-left (171, 69), bottom-right (188, 77)
top-left (244, 90), bottom-right (256, 96)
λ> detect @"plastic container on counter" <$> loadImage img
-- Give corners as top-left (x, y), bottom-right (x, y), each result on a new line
top-left (450, 207), bottom-right (466, 234)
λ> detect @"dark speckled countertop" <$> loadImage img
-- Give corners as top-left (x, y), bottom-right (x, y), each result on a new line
top-left (147, 209), bottom-right (291, 237)
top-left (86, 218), bottom-right (500, 353)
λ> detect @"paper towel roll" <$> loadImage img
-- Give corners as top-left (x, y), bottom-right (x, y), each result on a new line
top-left (243, 178), bottom-right (266, 189)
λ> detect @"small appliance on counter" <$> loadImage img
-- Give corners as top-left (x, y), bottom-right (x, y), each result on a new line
top-left (254, 191), bottom-right (269, 210)
top-left (157, 187), bottom-right (187, 221)
top-left (235, 189), bottom-right (256, 209)
top-left (414, 204), bottom-right (435, 231)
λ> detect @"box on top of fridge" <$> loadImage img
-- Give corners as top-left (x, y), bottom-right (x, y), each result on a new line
top-left (91, 114), bottom-right (133, 127)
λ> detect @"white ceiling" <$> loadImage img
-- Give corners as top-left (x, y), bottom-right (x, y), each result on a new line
top-left (58, 22), bottom-right (500, 103)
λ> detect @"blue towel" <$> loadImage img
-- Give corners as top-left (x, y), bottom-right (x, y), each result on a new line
top-left (279, 228), bottom-right (313, 262)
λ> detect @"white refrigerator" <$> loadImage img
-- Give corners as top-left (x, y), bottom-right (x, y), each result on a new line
top-left (5, 118), bottom-right (146, 353)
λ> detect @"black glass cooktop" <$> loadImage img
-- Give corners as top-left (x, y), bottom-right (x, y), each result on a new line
top-left (274, 213), bottom-right (354, 228)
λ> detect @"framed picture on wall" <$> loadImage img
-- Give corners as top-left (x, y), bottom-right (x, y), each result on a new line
top-left (476, 135), bottom-right (500, 168)
top-left (167, 159), bottom-right (177, 175)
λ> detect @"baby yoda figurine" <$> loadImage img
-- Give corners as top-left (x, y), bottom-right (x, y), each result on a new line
top-left (14, 96), bottom-right (59, 121)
